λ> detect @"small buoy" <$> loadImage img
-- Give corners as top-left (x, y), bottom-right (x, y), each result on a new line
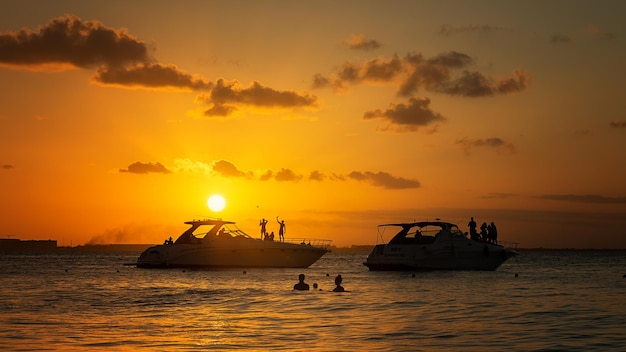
top-left (64, 269), bottom-right (68, 272)
top-left (412, 273), bottom-right (415, 277)
top-left (313, 283), bottom-right (318, 289)
top-left (116, 270), bottom-right (120, 273)
top-left (326, 273), bottom-right (330, 276)
top-left (243, 270), bottom-right (247, 274)
top-left (182, 270), bottom-right (186, 273)
top-left (515, 273), bottom-right (519, 278)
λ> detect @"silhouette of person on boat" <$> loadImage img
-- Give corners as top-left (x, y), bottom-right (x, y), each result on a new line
top-left (259, 218), bottom-right (268, 239)
top-left (487, 222), bottom-right (498, 244)
top-left (276, 216), bottom-right (286, 242)
top-left (468, 217), bottom-right (499, 244)
top-left (468, 217), bottom-right (478, 241)
top-left (293, 273), bottom-right (310, 291)
top-left (480, 222), bottom-right (488, 242)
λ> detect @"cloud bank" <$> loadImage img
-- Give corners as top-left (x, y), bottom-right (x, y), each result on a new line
top-left (346, 34), bottom-right (381, 51)
top-left (456, 137), bottom-right (517, 155)
top-left (119, 159), bottom-right (420, 189)
top-left (119, 161), bottom-right (171, 174)
top-left (363, 97), bottom-right (444, 132)
top-left (0, 14), bottom-right (317, 116)
top-left (196, 79), bottom-right (317, 116)
top-left (313, 50), bottom-right (530, 132)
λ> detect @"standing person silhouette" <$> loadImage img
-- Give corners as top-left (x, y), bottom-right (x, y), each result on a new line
top-left (480, 222), bottom-right (488, 242)
top-left (276, 216), bottom-right (286, 242)
top-left (259, 218), bottom-right (268, 240)
top-left (468, 217), bottom-right (478, 241)
top-left (490, 221), bottom-right (498, 244)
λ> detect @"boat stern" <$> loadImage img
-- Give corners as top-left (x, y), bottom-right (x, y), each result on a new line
top-left (136, 245), bottom-right (168, 268)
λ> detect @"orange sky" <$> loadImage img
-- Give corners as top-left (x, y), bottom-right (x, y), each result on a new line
top-left (1, 1), bottom-right (625, 248)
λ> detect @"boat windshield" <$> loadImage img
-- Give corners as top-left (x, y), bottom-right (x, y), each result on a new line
top-left (174, 220), bottom-right (252, 244)
top-left (191, 222), bottom-right (252, 240)
top-left (449, 225), bottom-right (465, 237)
top-left (379, 221), bottom-right (465, 244)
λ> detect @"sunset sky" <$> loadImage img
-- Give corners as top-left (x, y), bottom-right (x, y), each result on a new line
top-left (2, 1), bottom-right (625, 248)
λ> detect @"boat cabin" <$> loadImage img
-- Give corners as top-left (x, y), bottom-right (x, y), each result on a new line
top-left (384, 221), bottom-right (465, 245)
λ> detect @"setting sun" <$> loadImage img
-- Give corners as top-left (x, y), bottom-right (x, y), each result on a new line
top-left (207, 194), bottom-right (226, 212)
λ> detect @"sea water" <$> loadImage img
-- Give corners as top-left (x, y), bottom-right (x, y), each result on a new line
top-left (1, 250), bottom-right (625, 351)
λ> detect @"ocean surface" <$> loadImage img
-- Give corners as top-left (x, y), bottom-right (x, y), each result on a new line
top-left (1, 250), bottom-right (625, 351)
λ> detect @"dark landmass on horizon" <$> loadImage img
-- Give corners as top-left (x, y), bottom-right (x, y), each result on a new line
top-left (2, 240), bottom-right (625, 254)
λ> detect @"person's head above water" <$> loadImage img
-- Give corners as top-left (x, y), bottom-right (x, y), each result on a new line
top-left (294, 273), bottom-right (310, 290)
top-left (335, 274), bottom-right (342, 285)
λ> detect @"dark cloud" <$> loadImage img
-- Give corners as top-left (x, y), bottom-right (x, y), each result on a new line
top-left (336, 62), bottom-right (364, 83)
top-left (610, 121), bottom-right (626, 128)
top-left (311, 73), bottom-right (332, 89)
top-left (495, 69), bottom-right (531, 94)
top-left (212, 160), bottom-right (251, 178)
top-left (438, 69), bottom-right (530, 97)
top-left (198, 79), bottom-right (318, 116)
top-left (312, 54), bottom-right (406, 90)
top-left (309, 170), bottom-right (325, 181)
top-left (348, 171), bottom-right (420, 189)
top-left (363, 97), bottom-right (445, 132)
top-left (260, 170), bottom-right (273, 181)
top-left (119, 161), bottom-right (171, 174)
top-left (2, 164), bottom-right (15, 170)
top-left (94, 63), bottom-right (212, 90)
top-left (0, 14), bottom-right (149, 69)
top-left (439, 24), bottom-right (511, 36)
top-left (361, 55), bottom-right (404, 81)
top-left (313, 51), bottom-right (531, 99)
top-left (427, 51), bottom-right (472, 68)
top-left (537, 194), bottom-right (626, 204)
top-left (346, 34), bottom-right (381, 51)
top-left (329, 173), bottom-right (346, 181)
top-left (456, 137), bottom-right (517, 155)
top-left (0, 14), bottom-right (219, 92)
top-left (274, 168), bottom-right (302, 182)
top-left (119, 158), bottom-right (420, 190)
top-left (256, 168), bottom-right (303, 182)
top-left (438, 71), bottom-right (494, 97)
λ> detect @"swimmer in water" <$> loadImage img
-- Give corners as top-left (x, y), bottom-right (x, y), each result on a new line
top-left (332, 274), bottom-right (345, 292)
top-left (293, 273), bottom-right (310, 291)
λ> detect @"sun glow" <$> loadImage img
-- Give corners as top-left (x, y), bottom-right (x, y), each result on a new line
top-left (207, 194), bottom-right (226, 212)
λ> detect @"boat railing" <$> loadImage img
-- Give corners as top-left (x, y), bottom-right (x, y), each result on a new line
top-left (499, 241), bottom-right (519, 250)
top-left (283, 238), bottom-right (332, 248)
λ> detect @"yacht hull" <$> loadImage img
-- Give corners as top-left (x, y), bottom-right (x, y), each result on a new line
top-left (364, 243), bottom-right (517, 271)
top-left (137, 239), bottom-right (328, 269)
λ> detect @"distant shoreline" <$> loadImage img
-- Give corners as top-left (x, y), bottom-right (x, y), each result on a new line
top-left (2, 242), bottom-right (625, 254)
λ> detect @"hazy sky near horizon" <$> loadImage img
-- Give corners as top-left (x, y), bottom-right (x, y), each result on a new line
top-left (1, 0), bottom-right (625, 248)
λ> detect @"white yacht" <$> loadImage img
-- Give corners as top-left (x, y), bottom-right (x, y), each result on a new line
top-left (137, 219), bottom-right (331, 268)
top-left (363, 220), bottom-right (518, 271)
